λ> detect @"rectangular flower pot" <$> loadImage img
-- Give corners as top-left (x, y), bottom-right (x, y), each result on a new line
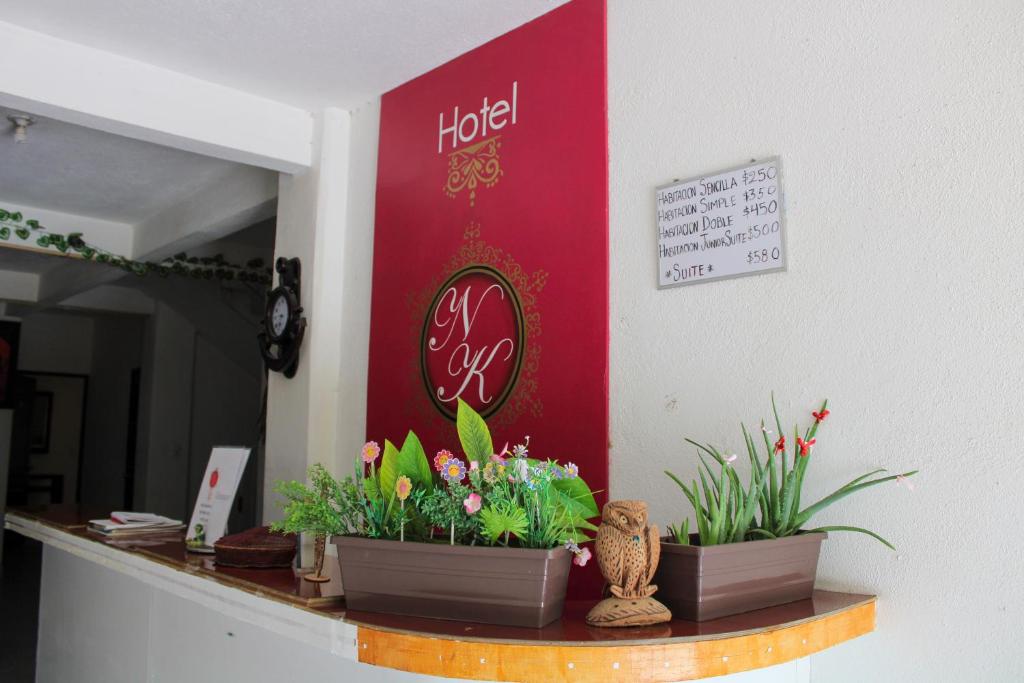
top-left (334, 536), bottom-right (572, 628)
top-left (654, 532), bottom-right (826, 621)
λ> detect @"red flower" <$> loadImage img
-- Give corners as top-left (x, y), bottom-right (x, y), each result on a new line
top-left (812, 409), bottom-right (830, 423)
top-left (796, 437), bottom-right (816, 457)
top-left (774, 436), bottom-right (786, 453)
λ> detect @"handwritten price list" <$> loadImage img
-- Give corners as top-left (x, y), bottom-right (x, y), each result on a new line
top-left (656, 158), bottom-right (785, 288)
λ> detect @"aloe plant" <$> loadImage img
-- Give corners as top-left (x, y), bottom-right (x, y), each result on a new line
top-left (667, 397), bottom-right (918, 548)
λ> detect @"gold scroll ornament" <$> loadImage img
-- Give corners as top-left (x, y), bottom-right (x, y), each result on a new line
top-left (444, 136), bottom-right (503, 206)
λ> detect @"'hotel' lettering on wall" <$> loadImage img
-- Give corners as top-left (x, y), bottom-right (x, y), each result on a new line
top-left (438, 82), bottom-right (518, 153)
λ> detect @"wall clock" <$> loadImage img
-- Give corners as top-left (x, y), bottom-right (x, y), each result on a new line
top-left (258, 257), bottom-right (306, 378)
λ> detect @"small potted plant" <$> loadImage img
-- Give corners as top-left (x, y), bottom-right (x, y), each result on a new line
top-left (656, 397), bottom-right (917, 621)
top-left (270, 463), bottom-right (343, 582)
top-left (317, 399), bottom-right (598, 627)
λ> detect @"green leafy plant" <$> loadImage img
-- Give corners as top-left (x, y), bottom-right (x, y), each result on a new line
top-left (272, 399), bottom-right (600, 562)
top-left (270, 463), bottom-right (345, 537)
top-left (667, 397), bottom-right (918, 549)
top-left (0, 205), bottom-right (272, 284)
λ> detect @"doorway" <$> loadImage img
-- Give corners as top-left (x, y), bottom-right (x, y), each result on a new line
top-left (20, 371), bottom-right (87, 505)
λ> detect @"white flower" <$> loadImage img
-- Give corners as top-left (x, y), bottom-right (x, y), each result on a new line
top-left (513, 458), bottom-right (530, 482)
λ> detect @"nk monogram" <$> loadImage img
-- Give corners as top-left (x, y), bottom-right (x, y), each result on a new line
top-left (421, 265), bottom-right (525, 419)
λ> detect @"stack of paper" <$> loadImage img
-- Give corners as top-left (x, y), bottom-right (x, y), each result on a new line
top-left (88, 512), bottom-right (185, 536)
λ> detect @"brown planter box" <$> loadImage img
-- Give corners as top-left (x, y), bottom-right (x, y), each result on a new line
top-left (654, 532), bottom-right (826, 621)
top-left (334, 536), bottom-right (572, 628)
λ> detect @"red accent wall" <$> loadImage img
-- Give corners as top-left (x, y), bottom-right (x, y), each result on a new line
top-left (367, 0), bottom-right (608, 594)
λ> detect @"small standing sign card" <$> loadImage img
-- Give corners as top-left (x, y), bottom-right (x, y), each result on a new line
top-left (185, 446), bottom-right (250, 553)
top-left (657, 157), bottom-right (786, 288)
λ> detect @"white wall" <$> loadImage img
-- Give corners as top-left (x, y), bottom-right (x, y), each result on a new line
top-left (18, 311), bottom-right (94, 375)
top-left (608, 1), bottom-right (1023, 682)
top-left (136, 301), bottom-right (195, 517)
top-left (135, 287), bottom-right (265, 523)
top-left (80, 314), bottom-right (145, 509)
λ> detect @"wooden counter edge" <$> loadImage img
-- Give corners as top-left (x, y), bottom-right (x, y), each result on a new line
top-left (356, 598), bottom-right (876, 682)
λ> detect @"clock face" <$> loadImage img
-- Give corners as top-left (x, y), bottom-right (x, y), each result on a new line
top-left (271, 295), bottom-right (290, 337)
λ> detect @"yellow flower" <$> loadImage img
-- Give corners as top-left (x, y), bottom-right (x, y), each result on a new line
top-left (395, 475), bottom-right (412, 501)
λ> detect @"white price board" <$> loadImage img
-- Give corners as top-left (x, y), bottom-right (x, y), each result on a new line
top-left (657, 157), bottom-right (786, 288)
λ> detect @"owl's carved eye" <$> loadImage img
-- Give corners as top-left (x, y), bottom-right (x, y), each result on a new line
top-left (619, 515), bottom-right (627, 525)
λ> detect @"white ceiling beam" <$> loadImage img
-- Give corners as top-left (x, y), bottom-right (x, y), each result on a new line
top-left (0, 21), bottom-right (312, 173)
top-left (0, 199), bottom-right (133, 255)
top-left (0, 270), bottom-right (40, 303)
top-left (33, 165), bottom-right (277, 307)
top-left (131, 165), bottom-right (277, 260)
top-left (59, 285), bottom-right (155, 316)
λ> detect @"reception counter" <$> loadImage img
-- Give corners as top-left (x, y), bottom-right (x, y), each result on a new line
top-left (5, 506), bottom-right (875, 683)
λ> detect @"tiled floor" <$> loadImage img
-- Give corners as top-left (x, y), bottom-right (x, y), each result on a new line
top-left (0, 533), bottom-right (40, 683)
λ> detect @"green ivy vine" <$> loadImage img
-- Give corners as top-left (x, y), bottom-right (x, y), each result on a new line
top-left (0, 206), bottom-right (272, 285)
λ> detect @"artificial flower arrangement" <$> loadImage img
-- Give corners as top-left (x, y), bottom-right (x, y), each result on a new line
top-left (272, 398), bottom-right (599, 627)
top-left (334, 398), bottom-right (599, 560)
top-left (655, 396), bottom-right (919, 621)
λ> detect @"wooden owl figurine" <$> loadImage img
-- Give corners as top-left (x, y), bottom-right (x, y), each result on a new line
top-left (586, 500), bottom-right (672, 627)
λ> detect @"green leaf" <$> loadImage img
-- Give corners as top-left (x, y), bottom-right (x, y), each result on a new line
top-left (806, 525), bottom-right (895, 550)
top-left (747, 528), bottom-right (777, 540)
top-left (692, 481), bottom-right (710, 541)
top-left (550, 468), bottom-right (599, 518)
top-left (362, 474), bottom-right (380, 503)
top-left (0, 227), bottom-right (8, 240)
top-left (837, 468), bottom-right (888, 492)
top-left (778, 470), bottom-right (797, 533)
top-left (666, 470), bottom-right (708, 519)
top-left (15, 228), bottom-right (29, 240)
top-left (792, 470), bottom-right (918, 529)
top-left (479, 503), bottom-right (529, 544)
top-left (456, 398), bottom-right (493, 463)
top-left (378, 439), bottom-right (401, 503)
top-left (398, 430), bottom-right (434, 491)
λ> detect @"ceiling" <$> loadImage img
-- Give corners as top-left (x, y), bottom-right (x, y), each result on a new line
top-left (0, 106), bottom-right (264, 224)
top-left (0, 0), bottom-right (568, 110)
top-left (0, 246), bottom-right (70, 276)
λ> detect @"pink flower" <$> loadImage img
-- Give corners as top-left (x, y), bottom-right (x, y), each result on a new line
top-left (469, 460), bottom-right (479, 471)
top-left (896, 474), bottom-right (915, 491)
top-left (361, 441), bottom-right (380, 464)
top-left (573, 547), bottom-right (592, 567)
top-left (490, 453), bottom-right (507, 465)
top-left (395, 475), bottom-right (412, 501)
top-left (723, 454), bottom-right (738, 465)
top-left (433, 449), bottom-right (453, 472)
top-left (463, 493), bottom-right (482, 515)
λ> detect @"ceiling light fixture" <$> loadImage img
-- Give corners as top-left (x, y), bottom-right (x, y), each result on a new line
top-left (7, 114), bottom-right (35, 143)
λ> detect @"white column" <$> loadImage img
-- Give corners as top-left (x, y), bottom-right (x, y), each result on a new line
top-left (264, 104), bottom-right (376, 524)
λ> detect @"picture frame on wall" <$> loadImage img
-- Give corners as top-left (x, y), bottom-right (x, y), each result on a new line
top-left (30, 391), bottom-right (53, 453)
top-left (0, 319), bottom-right (21, 409)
